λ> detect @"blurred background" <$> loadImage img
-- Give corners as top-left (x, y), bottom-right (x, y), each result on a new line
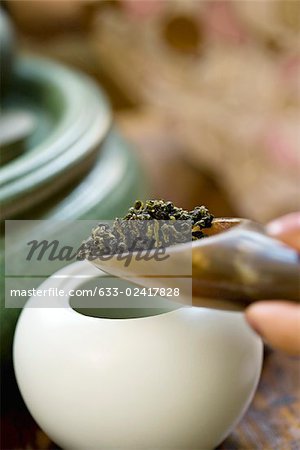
top-left (2, 0), bottom-right (300, 221)
top-left (0, 0), bottom-right (299, 449)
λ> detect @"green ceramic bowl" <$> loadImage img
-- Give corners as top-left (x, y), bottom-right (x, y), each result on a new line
top-left (1, 129), bottom-right (148, 363)
top-left (0, 56), bottom-right (111, 219)
top-left (1, 54), bottom-right (148, 363)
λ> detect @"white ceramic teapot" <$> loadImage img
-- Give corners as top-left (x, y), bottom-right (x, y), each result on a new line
top-left (13, 261), bottom-right (262, 450)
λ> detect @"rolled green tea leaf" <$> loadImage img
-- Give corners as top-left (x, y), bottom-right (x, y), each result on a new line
top-left (77, 200), bottom-right (214, 260)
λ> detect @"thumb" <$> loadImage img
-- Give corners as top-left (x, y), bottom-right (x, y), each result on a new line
top-left (266, 212), bottom-right (300, 250)
top-left (245, 301), bottom-right (300, 355)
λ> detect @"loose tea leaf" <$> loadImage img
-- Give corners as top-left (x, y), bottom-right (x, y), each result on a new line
top-left (77, 200), bottom-right (213, 260)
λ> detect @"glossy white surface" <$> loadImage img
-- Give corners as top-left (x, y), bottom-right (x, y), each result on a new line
top-left (13, 261), bottom-right (262, 450)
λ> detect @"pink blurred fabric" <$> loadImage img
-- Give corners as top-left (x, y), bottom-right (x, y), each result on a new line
top-left (121, 0), bottom-right (249, 45)
top-left (121, 0), bottom-right (165, 18)
top-left (202, 0), bottom-right (249, 44)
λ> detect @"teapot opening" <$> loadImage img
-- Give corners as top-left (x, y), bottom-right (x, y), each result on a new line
top-left (69, 277), bottom-right (181, 319)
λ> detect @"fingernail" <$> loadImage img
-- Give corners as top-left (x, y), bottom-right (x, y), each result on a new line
top-left (267, 212), bottom-right (300, 236)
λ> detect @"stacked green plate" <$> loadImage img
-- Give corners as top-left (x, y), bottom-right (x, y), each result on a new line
top-left (1, 57), bottom-right (111, 218)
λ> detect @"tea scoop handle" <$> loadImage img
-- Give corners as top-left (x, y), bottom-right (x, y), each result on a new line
top-left (192, 220), bottom-right (300, 305)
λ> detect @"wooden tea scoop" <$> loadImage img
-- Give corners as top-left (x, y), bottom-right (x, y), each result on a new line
top-left (89, 218), bottom-right (300, 311)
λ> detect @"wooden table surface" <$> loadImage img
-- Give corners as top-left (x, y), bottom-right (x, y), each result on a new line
top-left (219, 350), bottom-right (300, 450)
